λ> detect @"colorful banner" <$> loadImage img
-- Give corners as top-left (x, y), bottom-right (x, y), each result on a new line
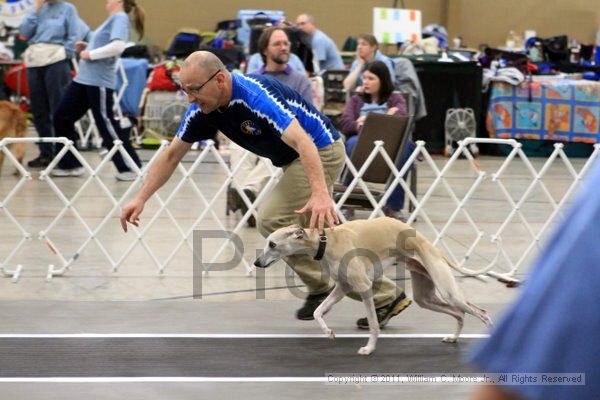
top-left (487, 79), bottom-right (600, 143)
top-left (373, 8), bottom-right (421, 45)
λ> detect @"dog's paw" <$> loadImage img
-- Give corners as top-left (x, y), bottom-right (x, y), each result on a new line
top-left (358, 346), bottom-right (374, 355)
top-left (324, 329), bottom-right (335, 339)
top-left (442, 335), bottom-right (458, 343)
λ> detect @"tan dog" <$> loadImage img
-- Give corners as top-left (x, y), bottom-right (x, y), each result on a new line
top-left (254, 217), bottom-right (493, 355)
top-left (0, 100), bottom-right (27, 175)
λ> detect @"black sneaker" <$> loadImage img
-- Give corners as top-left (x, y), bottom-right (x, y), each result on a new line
top-left (296, 289), bottom-right (333, 320)
top-left (240, 188), bottom-right (256, 227)
top-left (27, 156), bottom-right (52, 168)
top-left (356, 292), bottom-right (412, 329)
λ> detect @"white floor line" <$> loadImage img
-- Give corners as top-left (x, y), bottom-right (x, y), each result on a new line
top-left (0, 377), bottom-right (324, 383)
top-left (0, 333), bottom-right (490, 339)
top-left (0, 376), bottom-right (461, 383)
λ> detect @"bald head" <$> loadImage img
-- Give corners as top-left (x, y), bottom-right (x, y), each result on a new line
top-left (296, 14), bottom-right (316, 35)
top-left (183, 51), bottom-right (226, 78)
top-left (179, 51), bottom-right (232, 112)
top-left (297, 13), bottom-right (315, 24)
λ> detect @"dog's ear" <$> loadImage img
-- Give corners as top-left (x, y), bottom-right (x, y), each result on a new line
top-left (293, 228), bottom-right (306, 239)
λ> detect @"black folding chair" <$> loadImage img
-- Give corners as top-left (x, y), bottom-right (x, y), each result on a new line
top-left (334, 113), bottom-right (417, 215)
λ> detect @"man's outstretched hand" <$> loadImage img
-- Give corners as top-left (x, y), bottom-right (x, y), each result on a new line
top-left (120, 197), bottom-right (145, 232)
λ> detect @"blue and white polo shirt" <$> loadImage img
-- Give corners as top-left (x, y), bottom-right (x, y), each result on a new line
top-left (176, 72), bottom-right (340, 167)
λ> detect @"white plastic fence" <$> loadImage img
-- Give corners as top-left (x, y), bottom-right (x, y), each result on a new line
top-left (399, 138), bottom-right (599, 284)
top-left (1, 137), bottom-right (598, 284)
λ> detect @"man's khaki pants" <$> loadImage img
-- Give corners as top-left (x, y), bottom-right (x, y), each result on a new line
top-left (256, 140), bottom-right (400, 308)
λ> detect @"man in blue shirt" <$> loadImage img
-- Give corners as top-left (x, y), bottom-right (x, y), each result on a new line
top-left (121, 51), bottom-right (408, 324)
top-left (296, 14), bottom-right (344, 71)
top-left (229, 27), bottom-right (314, 227)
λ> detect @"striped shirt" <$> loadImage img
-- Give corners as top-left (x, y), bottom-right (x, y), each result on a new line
top-left (176, 72), bottom-right (340, 167)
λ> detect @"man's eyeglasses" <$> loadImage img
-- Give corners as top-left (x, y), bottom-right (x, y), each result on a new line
top-left (180, 69), bottom-right (221, 97)
top-left (270, 40), bottom-right (291, 48)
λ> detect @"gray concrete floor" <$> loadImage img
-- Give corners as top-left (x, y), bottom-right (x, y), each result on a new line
top-left (0, 140), bottom-right (590, 399)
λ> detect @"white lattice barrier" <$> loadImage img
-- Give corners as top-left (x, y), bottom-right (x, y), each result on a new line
top-left (1, 137), bottom-right (598, 284)
top-left (0, 138), bottom-right (31, 283)
top-left (116, 141), bottom-right (281, 278)
top-left (409, 138), bottom-right (599, 283)
top-left (0, 137), bottom-right (281, 282)
top-left (0, 137), bottom-right (146, 281)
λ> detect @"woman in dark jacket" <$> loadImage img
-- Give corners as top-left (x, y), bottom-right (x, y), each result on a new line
top-left (339, 60), bottom-right (415, 218)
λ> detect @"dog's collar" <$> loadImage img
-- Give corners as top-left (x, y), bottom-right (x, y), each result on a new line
top-left (313, 233), bottom-right (327, 261)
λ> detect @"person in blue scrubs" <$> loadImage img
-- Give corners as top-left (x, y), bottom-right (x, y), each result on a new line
top-left (51, 0), bottom-right (145, 181)
top-left (20, 0), bottom-right (79, 168)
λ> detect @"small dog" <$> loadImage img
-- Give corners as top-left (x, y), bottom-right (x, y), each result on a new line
top-left (254, 217), bottom-right (493, 355)
top-left (0, 100), bottom-right (27, 175)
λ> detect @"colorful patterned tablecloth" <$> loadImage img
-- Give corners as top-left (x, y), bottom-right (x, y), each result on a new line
top-left (487, 79), bottom-right (600, 143)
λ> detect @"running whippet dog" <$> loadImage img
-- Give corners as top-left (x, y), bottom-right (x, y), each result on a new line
top-left (254, 217), bottom-right (493, 355)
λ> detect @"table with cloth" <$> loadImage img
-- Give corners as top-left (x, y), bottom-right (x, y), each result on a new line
top-left (115, 58), bottom-right (149, 117)
top-left (487, 78), bottom-right (600, 143)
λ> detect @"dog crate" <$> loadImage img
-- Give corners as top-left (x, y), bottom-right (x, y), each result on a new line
top-left (141, 90), bottom-right (189, 139)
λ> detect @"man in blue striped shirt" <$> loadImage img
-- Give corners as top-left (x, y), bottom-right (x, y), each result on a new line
top-left (228, 26), bottom-right (314, 227)
top-left (121, 51), bottom-right (406, 323)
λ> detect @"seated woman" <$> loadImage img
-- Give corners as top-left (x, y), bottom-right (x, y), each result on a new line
top-left (339, 60), bottom-right (415, 219)
top-left (343, 33), bottom-right (396, 93)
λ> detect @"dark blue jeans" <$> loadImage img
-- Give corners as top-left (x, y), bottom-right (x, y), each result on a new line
top-left (53, 81), bottom-right (141, 172)
top-left (26, 60), bottom-right (72, 158)
top-left (345, 136), bottom-right (416, 211)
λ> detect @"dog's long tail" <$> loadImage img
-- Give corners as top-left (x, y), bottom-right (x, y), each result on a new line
top-left (442, 237), bottom-right (502, 277)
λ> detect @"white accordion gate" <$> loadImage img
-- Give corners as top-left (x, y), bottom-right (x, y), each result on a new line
top-left (1, 137), bottom-right (598, 284)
